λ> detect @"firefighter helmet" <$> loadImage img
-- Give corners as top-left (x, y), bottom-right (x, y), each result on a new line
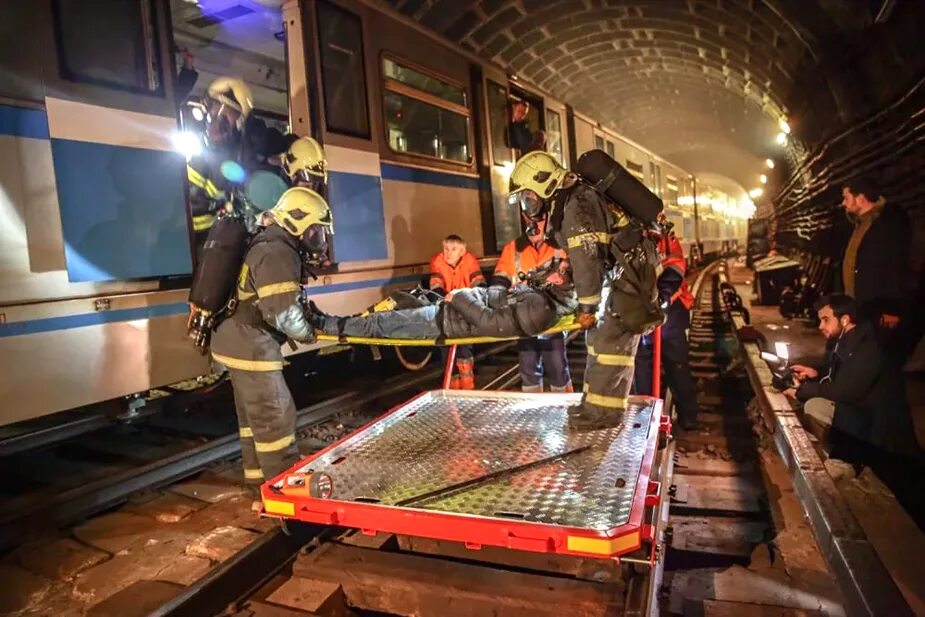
top-left (270, 187), bottom-right (334, 238)
top-left (509, 151), bottom-right (567, 199)
top-left (281, 137), bottom-right (328, 184)
top-left (206, 77), bottom-right (254, 129)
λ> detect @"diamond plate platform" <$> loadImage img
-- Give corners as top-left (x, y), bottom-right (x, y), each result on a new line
top-left (261, 391), bottom-right (668, 559)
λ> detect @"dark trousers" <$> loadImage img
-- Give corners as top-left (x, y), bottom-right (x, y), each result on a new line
top-left (578, 314), bottom-right (639, 414)
top-left (440, 344), bottom-right (473, 362)
top-left (633, 304), bottom-right (698, 424)
top-left (228, 368), bottom-right (300, 486)
top-left (518, 333), bottom-right (571, 391)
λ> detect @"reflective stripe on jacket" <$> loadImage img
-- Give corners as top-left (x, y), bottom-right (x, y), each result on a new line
top-left (493, 237), bottom-right (566, 287)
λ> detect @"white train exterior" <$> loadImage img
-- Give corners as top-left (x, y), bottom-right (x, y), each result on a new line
top-left (0, 0), bottom-right (746, 427)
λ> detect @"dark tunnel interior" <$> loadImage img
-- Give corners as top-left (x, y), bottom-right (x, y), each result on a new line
top-left (386, 0), bottom-right (925, 277)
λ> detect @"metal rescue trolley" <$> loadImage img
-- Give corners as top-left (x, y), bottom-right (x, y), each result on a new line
top-left (259, 318), bottom-right (673, 565)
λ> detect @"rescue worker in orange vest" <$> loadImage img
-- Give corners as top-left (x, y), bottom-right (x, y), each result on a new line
top-left (491, 196), bottom-right (573, 393)
top-left (429, 234), bottom-right (486, 389)
top-left (633, 215), bottom-right (699, 429)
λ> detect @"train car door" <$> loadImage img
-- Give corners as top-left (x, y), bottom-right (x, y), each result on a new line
top-left (542, 96), bottom-right (569, 169)
top-left (481, 66), bottom-right (517, 252)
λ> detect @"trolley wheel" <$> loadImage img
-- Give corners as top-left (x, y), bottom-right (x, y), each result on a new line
top-left (395, 346), bottom-right (433, 371)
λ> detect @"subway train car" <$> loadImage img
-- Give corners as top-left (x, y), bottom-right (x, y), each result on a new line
top-left (0, 0), bottom-right (745, 428)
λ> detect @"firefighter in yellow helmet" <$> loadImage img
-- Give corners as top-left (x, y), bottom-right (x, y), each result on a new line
top-left (210, 187), bottom-right (334, 489)
top-left (508, 151), bottom-right (662, 431)
top-left (281, 136), bottom-right (328, 194)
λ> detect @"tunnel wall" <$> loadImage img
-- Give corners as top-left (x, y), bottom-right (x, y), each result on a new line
top-left (772, 2), bottom-right (925, 293)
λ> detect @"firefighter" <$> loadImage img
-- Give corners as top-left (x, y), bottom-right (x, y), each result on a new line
top-left (280, 136), bottom-right (328, 194)
top-left (508, 151), bottom-right (662, 430)
top-left (429, 234), bottom-right (486, 389)
top-left (210, 187), bottom-right (334, 489)
top-left (633, 216), bottom-right (699, 429)
top-left (491, 198), bottom-right (573, 393)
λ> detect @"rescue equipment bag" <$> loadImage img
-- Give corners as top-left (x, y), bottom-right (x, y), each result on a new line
top-left (188, 216), bottom-right (250, 352)
top-left (575, 149), bottom-right (663, 224)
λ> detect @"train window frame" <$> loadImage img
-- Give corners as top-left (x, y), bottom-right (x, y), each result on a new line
top-left (380, 53), bottom-right (473, 166)
top-left (594, 134), bottom-right (605, 151)
top-left (51, 0), bottom-right (163, 96)
top-left (486, 79), bottom-right (513, 167)
top-left (316, 0), bottom-right (371, 139)
top-left (605, 139), bottom-right (615, 159)
top-left (545, 108), bottom-right (565, 167)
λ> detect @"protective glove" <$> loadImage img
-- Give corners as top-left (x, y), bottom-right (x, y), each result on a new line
top-left (577, 311), bottom-right (597, 330)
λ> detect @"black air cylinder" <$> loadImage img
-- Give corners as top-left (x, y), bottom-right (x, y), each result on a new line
top-left (575, 149), bottom-right (664, 224)
top-left (189, 217), bottom-right (250, 313)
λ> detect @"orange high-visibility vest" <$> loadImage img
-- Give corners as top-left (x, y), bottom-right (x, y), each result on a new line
top-left (661, 234), bottom-right (694, 309)
top-left (494, 237), bottom-right (566, 285)
top-left (429, 251), bottom-right (485, 293)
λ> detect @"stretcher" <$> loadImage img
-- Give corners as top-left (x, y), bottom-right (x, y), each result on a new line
top-left (260, 391), bottom-right (670, 560)
top-left (314, 314), bottom-right (582, 347)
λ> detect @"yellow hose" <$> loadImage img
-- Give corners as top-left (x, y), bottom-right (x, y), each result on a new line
top-left (315, 315), bottom-right (581, 346)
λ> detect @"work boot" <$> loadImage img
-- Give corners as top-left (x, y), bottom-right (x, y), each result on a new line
top-left (566, 405), bottom-right (624, 432)
top-left (456, 358), bottom-right (475, 390)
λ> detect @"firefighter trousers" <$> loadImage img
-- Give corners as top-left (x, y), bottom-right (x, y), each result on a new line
top-left (228, 368), bottom-right (300, 486)
top-left (633, 326), bottom-right (698, 425)
top-left (576, 314), bottom-right (640, 420)
top-left (518, 333), bottom-right (572, 392)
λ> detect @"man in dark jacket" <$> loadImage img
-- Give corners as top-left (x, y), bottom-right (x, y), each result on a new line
top-left (839, 178), bottom-right (912, 357)
top-left (784, 294), bottom-right (922, 525)
top-left (314, 277), bottom-right (577, 342)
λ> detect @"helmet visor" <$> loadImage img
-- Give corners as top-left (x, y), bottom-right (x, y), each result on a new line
top-left (294, 169), bottom-right (327, 193)
top-left (301, 223), bottom-right (330, 258)
top-left (508, 189), bottom-right (546, 220)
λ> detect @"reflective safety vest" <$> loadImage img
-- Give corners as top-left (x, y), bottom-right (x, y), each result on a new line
top-left (429, 251), bottom-right (485, 293)
top-left (661, 233), bottom-right (694, 310)
top-left (494, 236), bottom-right (567, 286)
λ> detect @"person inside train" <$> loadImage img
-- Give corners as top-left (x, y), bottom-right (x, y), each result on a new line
top-left (492, 194), bottom-right (573, 393)
top-left (310, 264), bottom-right (577, 344)
top-left (429, 234), bottom-right (487, 389)
top-left (181, 77), bottom-right (290, 258)
top-left (507, 151), bottom-right (663, 431)
top-left (783, 294), bottom-right (923, 527)
top-left (210, 187), bottom-right (334, 496)
top-left (632, 214), bottom-right (699, 430)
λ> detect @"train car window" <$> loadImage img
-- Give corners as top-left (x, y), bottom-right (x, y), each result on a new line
top-left (52, 0), bottom-right (161, 93)
top-left (545, 109), bottom-right (565, 166)
top-left (382, 56), bottom-right (471, 164)
top-left (383, 59), bottom-right (466, 107)
top-left (487, 80), bottom-right (512, 166)
top-left (625, 160), bottom-right (645, 182)
top-left (605, 140), bottom-right (615, 159)
top-left (665, 175), bottom-right (679, 207)
top-left (594, 135), bottom-right (605, 151)
top-left (317, 1), bottom-right (370, 138)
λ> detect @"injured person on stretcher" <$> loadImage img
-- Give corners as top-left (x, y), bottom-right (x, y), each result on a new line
top-left (312, 266), bottom-right (578, 342)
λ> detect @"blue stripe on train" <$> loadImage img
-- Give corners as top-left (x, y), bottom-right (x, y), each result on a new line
top-left (380, 163), bottom-right (482, 190)
top-left (50, 138), bottom-right (192, 282)
top-left (0, 273), bottom-right (431, 337)
top-left (328, 170), bottom-right (388, 261)
top-left (0, 104), bottom-right (49, 139)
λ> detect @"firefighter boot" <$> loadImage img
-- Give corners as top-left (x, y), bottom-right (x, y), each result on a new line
top-left (456, 358), bottom-right (475, 390)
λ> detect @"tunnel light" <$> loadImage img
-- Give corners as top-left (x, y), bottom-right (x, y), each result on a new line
top-left (748, 188), bottom-right (763, 199)
top-left (779, 119), bottom-right (791, 134)
top-left (765, 158), bottom-right (775, 169)
top-left (775, 132), bottom-right (787, 145)
top-left (172, 131), bottom-right (203, 160)
top-left (759, 174), bottom-right (767, 184)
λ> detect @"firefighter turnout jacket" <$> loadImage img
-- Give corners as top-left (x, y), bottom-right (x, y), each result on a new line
top-left (211, 224), bottom-right (315, 370)
top-left (429, 251), bottom-right (485, 295)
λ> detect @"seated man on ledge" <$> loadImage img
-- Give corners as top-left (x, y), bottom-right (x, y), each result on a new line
top-left (783, 293), bottom-right (923, 526)
top-left (313, 264), bottom-right (577, 342)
